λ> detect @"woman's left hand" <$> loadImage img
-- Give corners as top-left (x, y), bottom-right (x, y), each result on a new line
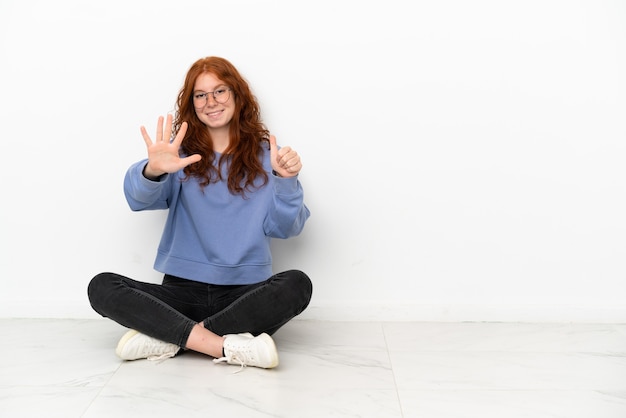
top-left (269, 135), bottom-right (302, 177)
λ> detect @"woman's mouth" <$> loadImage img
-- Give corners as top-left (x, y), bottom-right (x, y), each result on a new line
top-left (206, 110), bottom-right (223, 118)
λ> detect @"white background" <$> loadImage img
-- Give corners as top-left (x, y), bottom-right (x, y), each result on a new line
top-left (1, 0), bottom-right (624, 321)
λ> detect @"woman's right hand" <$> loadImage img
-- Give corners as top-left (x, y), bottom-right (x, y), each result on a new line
top-left (140, 114), bottom-right (202, 180)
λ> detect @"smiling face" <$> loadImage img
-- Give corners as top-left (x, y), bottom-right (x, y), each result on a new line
top-left (193, 72), bottom-right (236, 137)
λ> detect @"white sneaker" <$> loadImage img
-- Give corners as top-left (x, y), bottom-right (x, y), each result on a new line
top-left (214, 333), bottom-right (279, 369)
top-left (115, 329), bottom-right (180, 361)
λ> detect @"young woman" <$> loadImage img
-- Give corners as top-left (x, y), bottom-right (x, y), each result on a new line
top-left (88, 56), bottom-right (312, 369)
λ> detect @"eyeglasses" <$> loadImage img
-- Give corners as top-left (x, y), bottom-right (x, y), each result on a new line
top-left (193, 87), bottom-right (231, 106)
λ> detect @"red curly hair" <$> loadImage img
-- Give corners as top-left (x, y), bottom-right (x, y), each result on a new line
top-left (173, 56), bottom-right (269, 195)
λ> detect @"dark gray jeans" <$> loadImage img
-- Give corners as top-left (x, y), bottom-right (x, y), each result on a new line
top-left (88, 270), bottom-right (312, 348)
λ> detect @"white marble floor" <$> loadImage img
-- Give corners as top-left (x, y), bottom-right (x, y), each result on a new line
top-left (1, 319), bottom-right (626, 417)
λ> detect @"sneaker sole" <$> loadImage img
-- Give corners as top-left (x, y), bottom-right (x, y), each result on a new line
top-left (258, 333), bottom-right (279, 368)
top-left (115, 329), bottom-right (139, 359)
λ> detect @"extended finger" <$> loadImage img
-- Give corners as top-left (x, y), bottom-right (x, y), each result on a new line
top-left (269, 135), bottom-right (278, 164)
top-left (180, 153), bottom-right (202, 167)
top-left (140, 126), bottom-right (153, 147)
top-left (164, 114), bottom-right (173, 143)
top-left (269, 135), bottom-right (278, 151)
top-left (155, 116), bottom-right (164, 143)
top-left (171, 121), bottom-right (188, 147)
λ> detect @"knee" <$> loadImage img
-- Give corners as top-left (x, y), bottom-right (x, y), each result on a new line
top-left (87, 272), bottom-right (119, 313)
top-left (87, 272), bottom-right (111, 299)
top-left (283, 270), bottom-right (313, 310)
top-left (296, 270), bottom-right (313, 299)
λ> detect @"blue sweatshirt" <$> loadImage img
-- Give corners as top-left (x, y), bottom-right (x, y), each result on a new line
top-left (123, 147), bottom-right (310, 285)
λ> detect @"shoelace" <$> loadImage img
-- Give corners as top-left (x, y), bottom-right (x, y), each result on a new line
top-left (147, 351), bottom-right (178, 363)
top-left (213, 352), bottom-right (247, 373)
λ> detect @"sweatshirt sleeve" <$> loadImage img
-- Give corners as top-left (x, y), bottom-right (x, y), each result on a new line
top-left (123, 159), bottom-right (172, 211)
top-left (264, 174), bottom-right (310, 239)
